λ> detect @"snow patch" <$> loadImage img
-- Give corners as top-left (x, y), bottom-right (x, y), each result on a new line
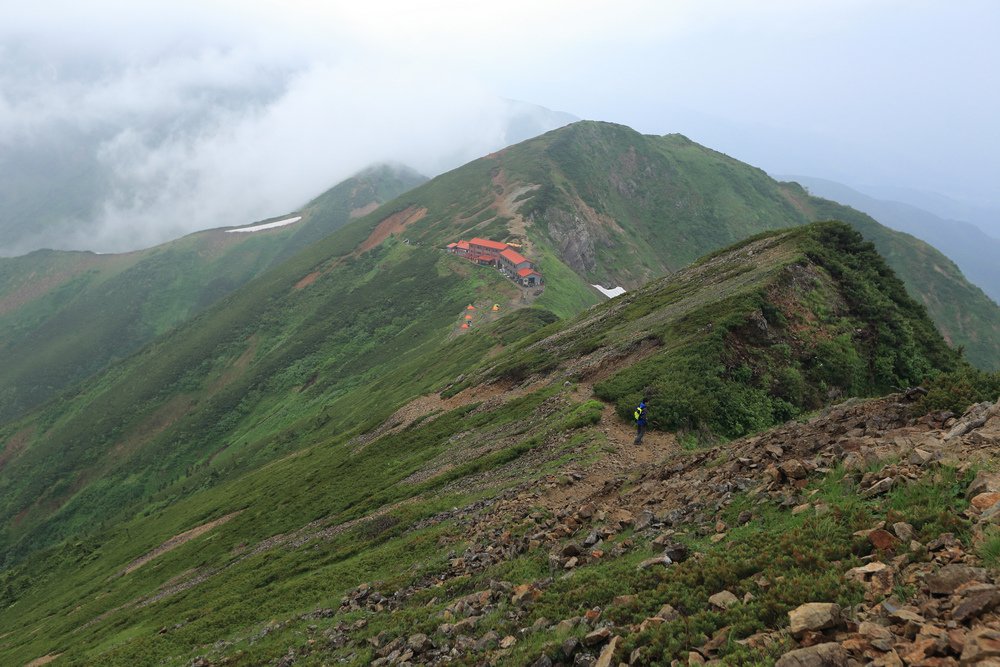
top-left (592, 284), bottom-right (626, 298)
top-left (225, 216), bottom-right (302, 233)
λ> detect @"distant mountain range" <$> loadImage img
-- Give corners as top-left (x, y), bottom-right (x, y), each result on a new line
top-left (0, 101), bottom-right (575, 258)
top-left (785, 176), bottom-right (1000, 304)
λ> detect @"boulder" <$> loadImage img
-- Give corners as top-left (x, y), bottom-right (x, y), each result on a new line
top-left (952, 587), bottom-right (1000, 622)
top-left (788, 603), bottom-right (842, 636)
top-left (708, 590), bottom-right (739, 610)
top-left (925, 564), bottom-right (986, 595)
top-left (892, 522), bottom-right (915, 542)
top-left (967, 471), bottom-right (1000, 499)
top-left (656, 603), bottom-right (680, 621)
top-left (407, 633), bottom-right (432, 653)
top-left (868, 529), bottom-right (901, 551)
top-left (780, 460), bottom-right (808, 480)
top-left (583, 627), bottom-right (611, 646)
top-left (594, 635), bottom-right (620, 667)
top-left (960, 628), bottom-right (1000, 664)
top-left (971, 492), bottom-right (1000, 511)
top-left (774, 642), bottom-right (849, 667)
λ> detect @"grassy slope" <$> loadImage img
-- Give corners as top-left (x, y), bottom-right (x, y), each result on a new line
top-left (0, 222), bottom-right (967, 665)
top-left (357, 122), bottom-right (998, 368)
top-left (0, 237), bottom-right (520, 558)
top-left (0, 165), bottom-right (426, 423)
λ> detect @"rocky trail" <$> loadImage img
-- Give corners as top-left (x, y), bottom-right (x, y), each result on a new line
top-left (191, 390), bottom-right (1000, 667)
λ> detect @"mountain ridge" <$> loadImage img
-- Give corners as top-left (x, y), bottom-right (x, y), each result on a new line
top-left (0, 220), bottom-right (984, 665)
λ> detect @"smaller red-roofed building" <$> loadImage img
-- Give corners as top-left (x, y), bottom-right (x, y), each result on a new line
top-left (447, 240), bottom-right (471, 257)
top-left (517, 267), bottom-right (543, 287)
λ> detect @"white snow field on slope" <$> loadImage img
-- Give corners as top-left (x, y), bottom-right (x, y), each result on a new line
top-left (225, 216), bottom-right (302, 233)
top-left (592, 284), bottom-right (626, 298)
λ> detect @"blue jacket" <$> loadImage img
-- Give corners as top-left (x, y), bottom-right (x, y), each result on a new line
top-left (634, 402), bottom-right (647, 426)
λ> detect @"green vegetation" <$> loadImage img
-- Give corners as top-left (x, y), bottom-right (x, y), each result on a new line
top-left (0, 120), bottom-right (997, 665)
top-left (0, 165), bottom-right (425, 423)
top-left (457, 223), bottom-right (962, 441)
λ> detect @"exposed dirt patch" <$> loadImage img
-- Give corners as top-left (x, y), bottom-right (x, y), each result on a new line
top-left (358, 206), bottom-right (428, 253)
top-left (777, 184), bottom-right (816, 218)
top-left (119, 511), bottom-right (241, 576)
top-left (25, 654), bottom-right (61, 667)
top-left (109, 394), bottom-right (194, 461)
top-left (0, 425), bottom-right (35, 471)
top-left (294, 271), bottom-right (321, 290)
top-left (490, 169), bottom-right (538, 253)
top-left (349, 202), bottom-right (380, 219)
top-left (207, 336), bottom-right (260, 394)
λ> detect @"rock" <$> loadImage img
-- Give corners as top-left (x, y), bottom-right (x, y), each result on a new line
top-left (892, 522), bottom-right (915, 542)
top-left (868, 529), bottom-right (901, 551)
top-left (967, 471), bottom-right (1000, 499)
top-left (564, 556), bottom-right (579, 569)
top-left (971, 492), bottom-right (1000, 511)
top-left (701, 625), bottom-right (732, 654)
top-left (562, 542), bottom-right (583, 557)
top-left (583, 627), bottom-right (611, 646)
top-left (791, 503), bottom-right (811, 515)
top-left (635, 511), bottom-right (654, 531)
top-left (499, 635), bottom-right (517, 649)
top-left (925, 564), bottom-right (986, 595)
top-left (788, 602), bottom-right (842, 636)
top-left (888, 607), bottom-right (925, 625)
top-left (863, 477), bottom-right (894, 498)
top-left (407, 633), bottom-right (432, 653)
top-left (952, 587), bottom-right (1000, 621)
top-left (774, 642), bottom-right (849, 667)
top-left (512, 583), bottom-right (542, 606)
top-left (663, 541), bottom-right (690, 563)
top-left (780, 460), bottom-right (808, 480)
top-left (475, 630), bottom-right (499, 652)
top-left (847, 562), bottom-right (889, 578)
top-left (737, 510), bottom-right (753, 525)
top-left (657, 603), bottom-right (680, 621)
top-left (960, 628), bottom-right (1000, 664)
top-left (532, 655), bottom-right (554, 667)
top-left (594, 635), bottom-right (620, 667)
top-left (612, 594), bottom-right (637, 606)
top-left (562, 636), bottom-right (580, 657)
top-left (859, 621), bottom-right (894, 651)
top-left (708, 590), bottom-right (739, 610)
top-left (687, 651), bottom-right (706, 665)
top-left (638, 556), bottom-right (670, 570)
top-left (909, 448), bottom-right (935, 466)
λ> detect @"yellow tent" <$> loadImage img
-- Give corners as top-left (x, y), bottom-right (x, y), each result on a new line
top-left (491, 304), bottom-right (500, 311)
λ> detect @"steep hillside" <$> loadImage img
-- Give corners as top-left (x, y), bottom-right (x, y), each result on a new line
top-left (0, 164), bottom-right (425, 423)
top-left (322, 122), bottom-right (999, 368)
top-left (0, 222), bottom-right (982, 666)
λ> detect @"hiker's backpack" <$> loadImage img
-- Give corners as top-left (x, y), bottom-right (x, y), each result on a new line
top-left (633, 405), bottom-right (644, 422)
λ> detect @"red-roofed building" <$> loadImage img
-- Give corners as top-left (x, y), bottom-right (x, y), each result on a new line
top-left (498, 247), bottom-right (537, 281)
top-left (516, 267), bottom-right (543, 287)
top-left (469, 237), bottom-right (508, 252)
top-left (445, 237), bottom-right (542, 287)
top-left (447, 240), bottom-right (471, 257)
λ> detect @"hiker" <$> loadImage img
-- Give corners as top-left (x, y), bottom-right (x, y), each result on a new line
top-left (633, 397), bottom-right (648, 445)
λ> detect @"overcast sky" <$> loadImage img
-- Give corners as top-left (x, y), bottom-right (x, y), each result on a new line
top-left (1, 0), bottom-right (998, 254)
